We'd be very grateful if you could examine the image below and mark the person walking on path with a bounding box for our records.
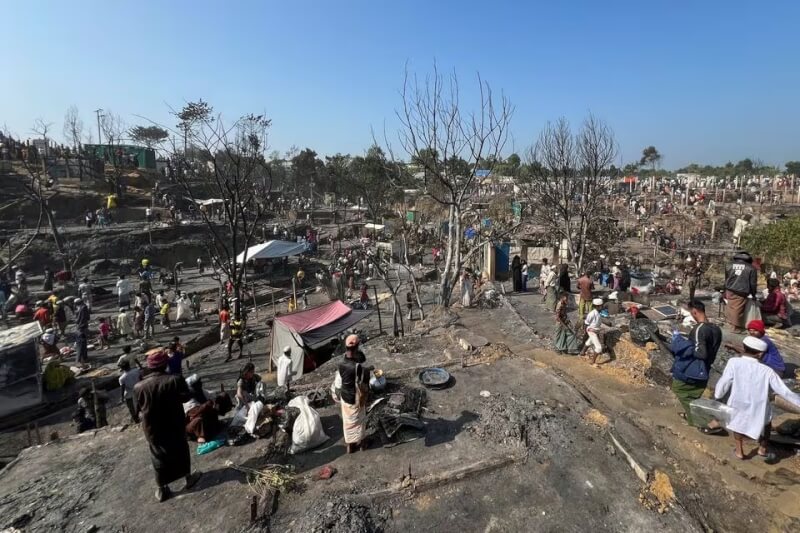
[143,301,157,339]
[715,336,800,463]
[75,298,90,364]
[724,251,757,333]
[116,275,132,310]
[219,305,230,345]
[135,349,202,502]
[670,300,724,434]
[580,298,606,366]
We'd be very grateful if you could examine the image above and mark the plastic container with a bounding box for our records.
[689,398,734,428]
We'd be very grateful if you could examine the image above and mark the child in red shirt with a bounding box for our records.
[98,318,111,350]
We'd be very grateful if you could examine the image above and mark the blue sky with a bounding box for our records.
[3,0,799,168]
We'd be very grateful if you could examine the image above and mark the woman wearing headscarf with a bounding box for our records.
[511,256,522,292]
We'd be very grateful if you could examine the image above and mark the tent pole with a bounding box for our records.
[373,286,383,334]
[292,278,297,312]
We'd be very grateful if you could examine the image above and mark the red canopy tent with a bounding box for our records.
[270,300,371,378]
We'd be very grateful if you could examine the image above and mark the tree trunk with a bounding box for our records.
[439,205,456,306]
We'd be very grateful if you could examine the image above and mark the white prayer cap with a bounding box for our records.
[743,336,768,352]
[592,298,604,306]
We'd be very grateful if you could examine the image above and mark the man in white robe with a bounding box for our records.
[715,336,800,463]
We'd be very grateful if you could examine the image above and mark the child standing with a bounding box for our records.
[133,306,144,338]
[98,318,111,350]
[160,300,171,330]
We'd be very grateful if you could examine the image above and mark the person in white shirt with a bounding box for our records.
[539,258,552,298]
[277,346,294,389]
[118,359,141,424]
[715,336,800,463]
[580,298,605,366]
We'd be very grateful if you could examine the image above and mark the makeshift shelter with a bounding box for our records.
[271,301,371,378]
[235,240,307,264]
[0,322,43,419]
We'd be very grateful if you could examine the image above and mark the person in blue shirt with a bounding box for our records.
[725,319,786,377]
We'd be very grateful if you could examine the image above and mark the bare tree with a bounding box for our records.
[160,100,272,312]
[100,111,128,194]
[392,64,513,307]
[31,118,54,157]
[63,106,84,151]
[520,114,617,272]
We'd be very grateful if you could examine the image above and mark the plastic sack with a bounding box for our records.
[230,405,248,427]
[745,298,762,323]
[689,398,734,428]
[244,401,264,435]
[287,395,329,454]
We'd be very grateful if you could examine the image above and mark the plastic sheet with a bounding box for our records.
[689,398,734,428]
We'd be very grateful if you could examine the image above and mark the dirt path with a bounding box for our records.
[459,293,800,531]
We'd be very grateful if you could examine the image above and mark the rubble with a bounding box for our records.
[279,500,389,533]
[466,393,569,454]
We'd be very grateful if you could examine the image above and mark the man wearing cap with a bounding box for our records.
[724,251,757,332]
[580,298,606,366]
[715,336,800,462]
[671,300,723,433]
[725,320,786,377]
[337,334,372,453]
[135,349,202,502]
[277,346,295,389]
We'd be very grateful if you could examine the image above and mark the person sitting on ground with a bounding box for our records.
[119,359,142,424]
[185,389,232,444]
[715,336,800,463]
[277,346,295,390]
[760,278,790,329]
[235,362,261,409]
[40,327,59,357]
[670,300,724,434]
[73,386,97,433]
[725,320,786,377]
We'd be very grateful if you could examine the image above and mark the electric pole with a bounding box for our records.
[94,108,104,146]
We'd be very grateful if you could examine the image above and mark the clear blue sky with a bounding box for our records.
[4,0,799,168]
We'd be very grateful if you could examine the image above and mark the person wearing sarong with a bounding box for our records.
[544,267,559,310]
[724,251,757,332]
[338,334,372,453]
[553,292,580,354]
[135,349,202,502]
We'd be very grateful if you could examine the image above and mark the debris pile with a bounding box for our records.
[466,393,568,453]
[639,469,676,514]
[283,500,388,533]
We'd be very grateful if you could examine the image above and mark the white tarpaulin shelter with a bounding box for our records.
[0,322,43,418]
[271,300,371,378]
[235,240,307,264]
